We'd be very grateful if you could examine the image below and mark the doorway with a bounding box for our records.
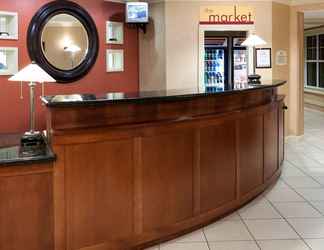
[198,24,255,92]
[304,10,324,113]
[204,31,247,91]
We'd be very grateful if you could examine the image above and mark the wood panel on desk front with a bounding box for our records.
[142,130,194,231]
[0,164,53,250]
[64,140,134,250]
[49,90,285,250]
[200,121,237,213]
[48,89,275,132]
[264,105,279,181]
[237,115,264,196]
[278,99,285,166]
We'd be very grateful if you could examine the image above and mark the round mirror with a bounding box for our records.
[27,1,99,83]
[41,14,89,71]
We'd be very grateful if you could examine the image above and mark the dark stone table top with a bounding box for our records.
[0,134,56,167]
[41,80,286,108]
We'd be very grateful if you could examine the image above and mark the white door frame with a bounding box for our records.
[198,24,255,91]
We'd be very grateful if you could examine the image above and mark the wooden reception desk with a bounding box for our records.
[42,81,286,250]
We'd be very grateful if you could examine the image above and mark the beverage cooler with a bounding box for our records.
[204,32,248,92]
[204,37,227,92]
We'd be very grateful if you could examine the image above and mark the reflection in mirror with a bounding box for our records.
[41,14,89,71]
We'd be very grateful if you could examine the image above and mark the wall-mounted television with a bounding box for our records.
[126,2,149,24]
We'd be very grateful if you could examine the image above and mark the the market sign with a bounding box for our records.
[200,6,255,25]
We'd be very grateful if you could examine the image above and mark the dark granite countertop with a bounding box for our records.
[41,80,286,108]
[0,134,56,167]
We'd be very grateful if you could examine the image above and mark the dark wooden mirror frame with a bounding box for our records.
[27,0,99,83]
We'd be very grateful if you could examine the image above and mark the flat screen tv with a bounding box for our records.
[126,2,149,24]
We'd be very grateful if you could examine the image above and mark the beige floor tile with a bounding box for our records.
[288,218,324,239]
[265,187,305,202]
[310,201,324,214]
[209,241,259,250]
[272,202,323,218]
[166,230,206,243]
[239,198,282,219]
[282,176,321,188]
[160,242,209,250]
[244,219,299,240]
[305,239,324,250]
[295,188,324,201]
[257,240,310,250]
[204,220,253,242]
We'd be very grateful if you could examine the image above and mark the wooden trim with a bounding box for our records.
[47,89,285,250]
[305,103,324,112]
[304,24,324,32]
[53,146,66,250]
[0,163,52,177]
[193,129,201,216]
[235,119,240,201]
[304,87,324,96]
[134,137,143,234]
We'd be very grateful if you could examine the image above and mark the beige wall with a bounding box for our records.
[304,27,324,109]
[139,2,166,91]
[289,3,324,136]
[139,1,324,137]
[140,1,275,91]
[164,1,274,90]
[272,2,290,135]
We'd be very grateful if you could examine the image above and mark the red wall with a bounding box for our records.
[0,0,139,134]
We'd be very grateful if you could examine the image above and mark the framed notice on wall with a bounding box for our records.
[256,48,272,69]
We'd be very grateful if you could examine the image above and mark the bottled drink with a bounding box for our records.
[219,50,223,59]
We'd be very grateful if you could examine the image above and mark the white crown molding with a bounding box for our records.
[104,0,324,6]
[290,0,324,6]
[146,0,290,3]
[104,0,126,3]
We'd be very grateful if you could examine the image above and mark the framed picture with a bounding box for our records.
[256,48,272,69]
[0,11,18,40]
[0,47,18,75]
[106,49,124,72]
[106,21,123,45]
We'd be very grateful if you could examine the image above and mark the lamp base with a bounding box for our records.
[248,74,262,84]
[21,131,44,147]
[20,131,46,157]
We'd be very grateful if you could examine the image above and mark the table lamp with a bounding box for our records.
[242,33,267,84]
[8,62,56,147]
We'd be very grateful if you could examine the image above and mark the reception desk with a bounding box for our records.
[41,80,286,250]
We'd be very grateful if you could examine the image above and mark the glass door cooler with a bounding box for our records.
[233,37,248,85]
[204,37,228,92]
[203,32,247,92]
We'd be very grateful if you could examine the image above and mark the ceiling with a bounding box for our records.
[304,10,324,29]
[104,0,324,29]
[105,0,324,4]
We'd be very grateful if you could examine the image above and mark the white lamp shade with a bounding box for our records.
[8,62,56,83]
[242,34,267,47]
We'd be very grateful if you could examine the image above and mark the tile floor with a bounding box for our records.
[146,108,324,250]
